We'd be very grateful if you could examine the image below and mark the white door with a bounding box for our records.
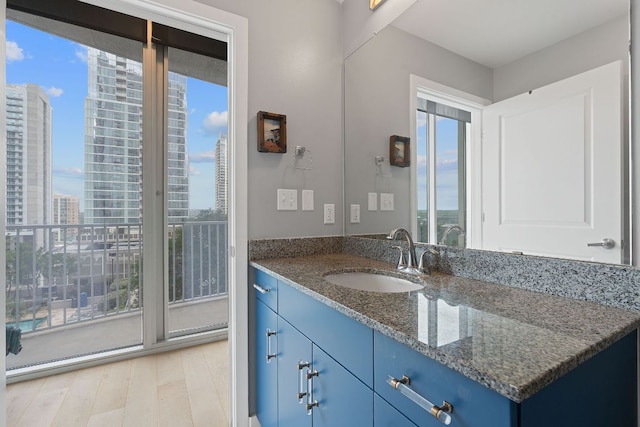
[482,61,622,263]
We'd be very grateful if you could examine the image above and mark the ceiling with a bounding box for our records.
[391,0,628,69]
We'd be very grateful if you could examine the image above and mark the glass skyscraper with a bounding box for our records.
[5,84,52,227]
[84,48,189,224]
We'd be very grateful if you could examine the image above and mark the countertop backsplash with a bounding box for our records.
[249,235,640,312]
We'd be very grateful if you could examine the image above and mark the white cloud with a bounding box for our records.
[75,46,88,63]
[190,166,201,176]
[190,150,216,163]
[53,167,84,178]
[6,41,24,63]
[203,111,228,134]
[45,86,64,97]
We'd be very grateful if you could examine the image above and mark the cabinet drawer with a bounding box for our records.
[279,280,373,388]
[253,268,278,311]
[374,331,516,427]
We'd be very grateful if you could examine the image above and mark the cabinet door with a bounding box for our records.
[311,344,373,427]
[374,394,417,427]
[278,317,313,427]
[256,300,278,427]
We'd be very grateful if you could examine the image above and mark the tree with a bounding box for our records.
[5,240,77,297]
[194,208,227,221]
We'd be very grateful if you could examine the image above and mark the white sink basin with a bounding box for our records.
[324,272,423,293]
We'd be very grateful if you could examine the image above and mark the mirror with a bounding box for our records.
[344,0,631,264]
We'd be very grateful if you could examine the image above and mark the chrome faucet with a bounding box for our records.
[387,228,430,275]
[439,224,465,246]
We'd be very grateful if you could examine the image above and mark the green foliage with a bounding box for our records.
[5,239,77,295]
[168,227,183,301]
[104,259,141,311]
[5,295,27,323]
[193,208,227,221]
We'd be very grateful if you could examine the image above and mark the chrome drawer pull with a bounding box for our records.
[387,375,453,425]
[297,361,310,402]
[265,329,276,362]
[253,283,270,294]
[306,370,319,415]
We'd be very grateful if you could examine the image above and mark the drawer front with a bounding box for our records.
[278,281,373,388]
[253,268,278,311]
[374,332,516,427]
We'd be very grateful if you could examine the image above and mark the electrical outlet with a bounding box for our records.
[324,204,335,224]
[277,189,297,210]
[350,204,360,223]
[302,190,314,211]
[368,192,378,211]
[380,193,394,211]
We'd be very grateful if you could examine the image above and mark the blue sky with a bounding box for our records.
[416,114,461,211]
[6,20,228,210]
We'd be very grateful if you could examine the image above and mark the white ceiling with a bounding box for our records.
[392,0,628,68]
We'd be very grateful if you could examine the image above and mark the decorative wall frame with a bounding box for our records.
[258,111,287,153]
[389,135,410,167]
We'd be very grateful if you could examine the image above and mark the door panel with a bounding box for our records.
[482,61,622,263]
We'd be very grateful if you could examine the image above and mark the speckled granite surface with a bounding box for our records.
[344,235,640,312]
[250,253,640,403]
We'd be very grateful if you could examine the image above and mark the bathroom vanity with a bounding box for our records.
[250,253,639,427]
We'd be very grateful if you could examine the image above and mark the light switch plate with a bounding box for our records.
[350,204,360,223]
[302,190,314,211]
[380,193,394,211]
[324,204,335,224]
[277,189,297,210]
[368,192,378,211]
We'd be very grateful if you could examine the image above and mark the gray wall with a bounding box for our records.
[493,15,629,102]
[344,25,493,235]
[198,0,344,239]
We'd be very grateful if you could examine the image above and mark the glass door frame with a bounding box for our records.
[1,0,248,424]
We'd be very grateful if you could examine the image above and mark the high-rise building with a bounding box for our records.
[53,193,80,242]
[5,84,52,227]
[83,48,189,224]
[214,134,228,215]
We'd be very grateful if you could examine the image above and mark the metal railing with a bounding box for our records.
[5,221,228,333]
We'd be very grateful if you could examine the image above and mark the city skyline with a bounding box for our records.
[6,19,228,212]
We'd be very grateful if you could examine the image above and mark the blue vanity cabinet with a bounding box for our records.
[255,299,279,427]
[374,331,517,427]
[375,330,638,427]
[252,268,374,426]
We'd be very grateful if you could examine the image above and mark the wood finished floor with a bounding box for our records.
[6,340,229,427]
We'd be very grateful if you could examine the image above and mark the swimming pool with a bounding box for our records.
[10,317,47,332]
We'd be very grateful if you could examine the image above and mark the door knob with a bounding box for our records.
[587,238,615,249]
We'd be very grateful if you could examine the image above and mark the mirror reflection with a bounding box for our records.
[344,0,630,264]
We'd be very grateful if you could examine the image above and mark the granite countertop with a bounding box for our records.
[250,253,640,403]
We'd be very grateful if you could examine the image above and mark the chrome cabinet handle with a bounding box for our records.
[265,329,276,362]
[387,375,453,425]
[253,283,270,294]
[587,238,615,249]
[306,369,319,414]
[297,361,310,402]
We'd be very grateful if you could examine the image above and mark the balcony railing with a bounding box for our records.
[5,221,228,334]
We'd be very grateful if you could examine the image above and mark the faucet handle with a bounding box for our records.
[391,246,407,269]
[418,250,436,274]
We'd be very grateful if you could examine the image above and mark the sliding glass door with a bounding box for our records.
[5,2,229,370]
